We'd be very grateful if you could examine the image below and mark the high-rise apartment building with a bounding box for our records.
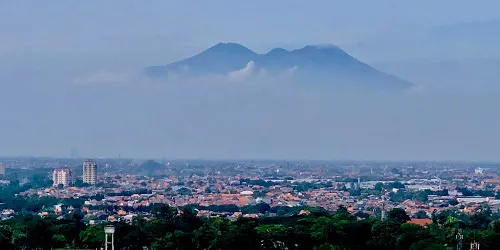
[52,168,72,187]
[0,163,5,175]
[83,160,97,185]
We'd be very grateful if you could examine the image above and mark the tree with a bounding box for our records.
[310,217,337,244]
[256,224,289,249]
[152,204,177,219]
[3,202,500,250]
[80,225,104,249]
[444,216,465,229]
[11,230,27,249]
[0,225,13,250]
[369,220,399,250]
[151,230,195,250]
[241,203,271,214]
[457,187,474,196]
[374,182,384,192]
[410,239,447,250]
[387,208,410,225]
[390,181,405,189]
[436,189,449,196]
[229,218,260,249]
[389,190,407,202]
[193,218,231,249]
[354,211,371,219]
[412,191,429,202]
[51,234,67,248]
[334,205,355,221]
[396,223,429,250]
[390,168,401,175]
[74,180,90,188]
[415,210,428,219]
[177,187,192,196]
[26,217,54,250]
[469,208,492,230]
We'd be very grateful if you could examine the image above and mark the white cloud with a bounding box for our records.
[227,61,255,82]
[284,66,298,76]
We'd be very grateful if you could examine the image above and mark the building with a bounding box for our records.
[52,168,72,187]
[83,160,97,185]
[0,163,5,176]
[475,168,484,175]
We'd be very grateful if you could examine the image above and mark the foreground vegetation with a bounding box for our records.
[0,205,499,250]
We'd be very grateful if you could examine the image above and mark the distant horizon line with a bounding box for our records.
[1,155,499,165]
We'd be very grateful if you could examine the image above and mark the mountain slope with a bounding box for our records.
[145,42,412,90]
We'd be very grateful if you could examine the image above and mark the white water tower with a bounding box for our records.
[104,226,115,250]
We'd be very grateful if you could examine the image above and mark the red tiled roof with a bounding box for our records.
[407,218,433,227]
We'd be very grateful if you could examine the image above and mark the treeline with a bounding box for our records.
[1,205,500,249]
[188,203,318,216]
[389,189,452,203]
[239,179,334,192]
[456,187,499,198]
[239,179,277,187]
[105,188,152,197]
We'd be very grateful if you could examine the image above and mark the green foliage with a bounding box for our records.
[177,187,192,195]
[409,239,448,250]
[374,182,384,191]
[369,220,400,249]
[0,225,14,249]
[239,178,275,187]
[1,205,500,249]
[415,210,428,219]
[390,181,405,189]
[80,225,104,249]
[388,189,430,203]
[241,203,271,214]
[387,208,410,225]
[193,204,240,213]
[293,181,332,192]
[397,223,430,250]
[252,190,267,198]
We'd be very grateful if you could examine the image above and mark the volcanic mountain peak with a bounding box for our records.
[144,42,413,90]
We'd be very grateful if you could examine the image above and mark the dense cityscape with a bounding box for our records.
[0,158,499,249]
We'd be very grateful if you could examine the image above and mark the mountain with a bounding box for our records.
[145,42,412,90]
[138,160,165,175]
[373,58,500,94]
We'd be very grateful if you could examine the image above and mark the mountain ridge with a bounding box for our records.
[145,42,412,90]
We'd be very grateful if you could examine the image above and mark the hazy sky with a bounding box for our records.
[1,1,500,161]
[2,0,500,62]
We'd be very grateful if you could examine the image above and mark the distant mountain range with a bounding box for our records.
[145,42,412,90]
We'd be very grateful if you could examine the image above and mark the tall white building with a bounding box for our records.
[53,168,72,187]
[0,163,5,176]
[83,160,97,185]
[475,167,484,175]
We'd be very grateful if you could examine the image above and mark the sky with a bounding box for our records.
[1,0,500,161]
